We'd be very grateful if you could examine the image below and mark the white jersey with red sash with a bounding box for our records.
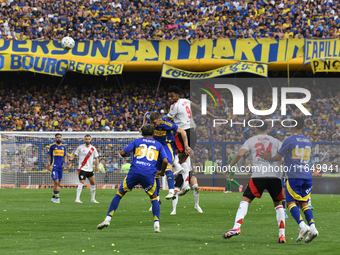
[74,144,99,173]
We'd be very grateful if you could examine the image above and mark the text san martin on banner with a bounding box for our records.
[162,62,268,79]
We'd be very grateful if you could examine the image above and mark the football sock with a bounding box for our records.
[155,175,160,196]
[275,205,285,236]
[90,185,96,200]
[107,192,122,217]
[302,205,315,228]
[151,199,160,222]
[232,180,240,187]
[54,191,59,199]
[227,180,231,191]
[76,183,83,200]
[52,191,56,199]
[172,188,180,210]
[192,185,199,206]
[233,201,249,228]
[288,203,304,225]
[165,168,175,190]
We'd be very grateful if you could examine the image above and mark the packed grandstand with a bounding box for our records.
[0,0,339,41]
[0,72,339,174]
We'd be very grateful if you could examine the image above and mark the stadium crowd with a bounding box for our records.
[0,0,340,41]
[0,72,339,173]
[0,73,340,141]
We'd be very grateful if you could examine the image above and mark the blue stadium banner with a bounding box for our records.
[111,39,304,63]
[304,38,340,65]
[0,40,111,61]
[0,54,68,77]
[68,60,123,76]
[162,62,268,79]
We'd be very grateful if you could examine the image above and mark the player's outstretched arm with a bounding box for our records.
[230,149,247,168]
[259,151,283,162]
[191,102,218,119]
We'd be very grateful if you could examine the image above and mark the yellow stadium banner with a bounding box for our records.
[68,60,123,76]
[162,62,268,79]
[1,54,68,76]
[0,40,111,61]
[304,38,340,64]
[311,59,340,73]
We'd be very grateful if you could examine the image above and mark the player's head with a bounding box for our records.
[168,86,180,104]
[55,133,62,144]
[292,117,304,132]
[226,146,231,154]
[254,121,268,134]
[149,112,161,127]
[141,124,155,137]
[84,134,91,145]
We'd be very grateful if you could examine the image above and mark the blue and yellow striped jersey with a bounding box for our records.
[278,134,312,179]
[124,138,167,176]
[47,143,66,169]
[145,113,178,145]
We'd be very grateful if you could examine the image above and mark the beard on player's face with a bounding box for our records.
[56,138,62,144]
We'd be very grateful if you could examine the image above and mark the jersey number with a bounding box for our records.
[137,144,156,161]
[186,106,191,119]
[255,142,273,157]
[292,145,311,164]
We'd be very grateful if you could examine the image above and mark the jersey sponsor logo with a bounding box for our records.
[53,149,65,156]
[154,129,167,137]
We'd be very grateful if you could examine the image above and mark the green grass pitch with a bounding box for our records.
[0,189,339,255]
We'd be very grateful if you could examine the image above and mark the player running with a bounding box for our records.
[224,146,243,193]
[167,86,216,195]
[47,133,67,204]
[144,111,191,200]
[68,134,102,203]
[97,124,168,233]
[260,117,319,243]
[223,122,286,243]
